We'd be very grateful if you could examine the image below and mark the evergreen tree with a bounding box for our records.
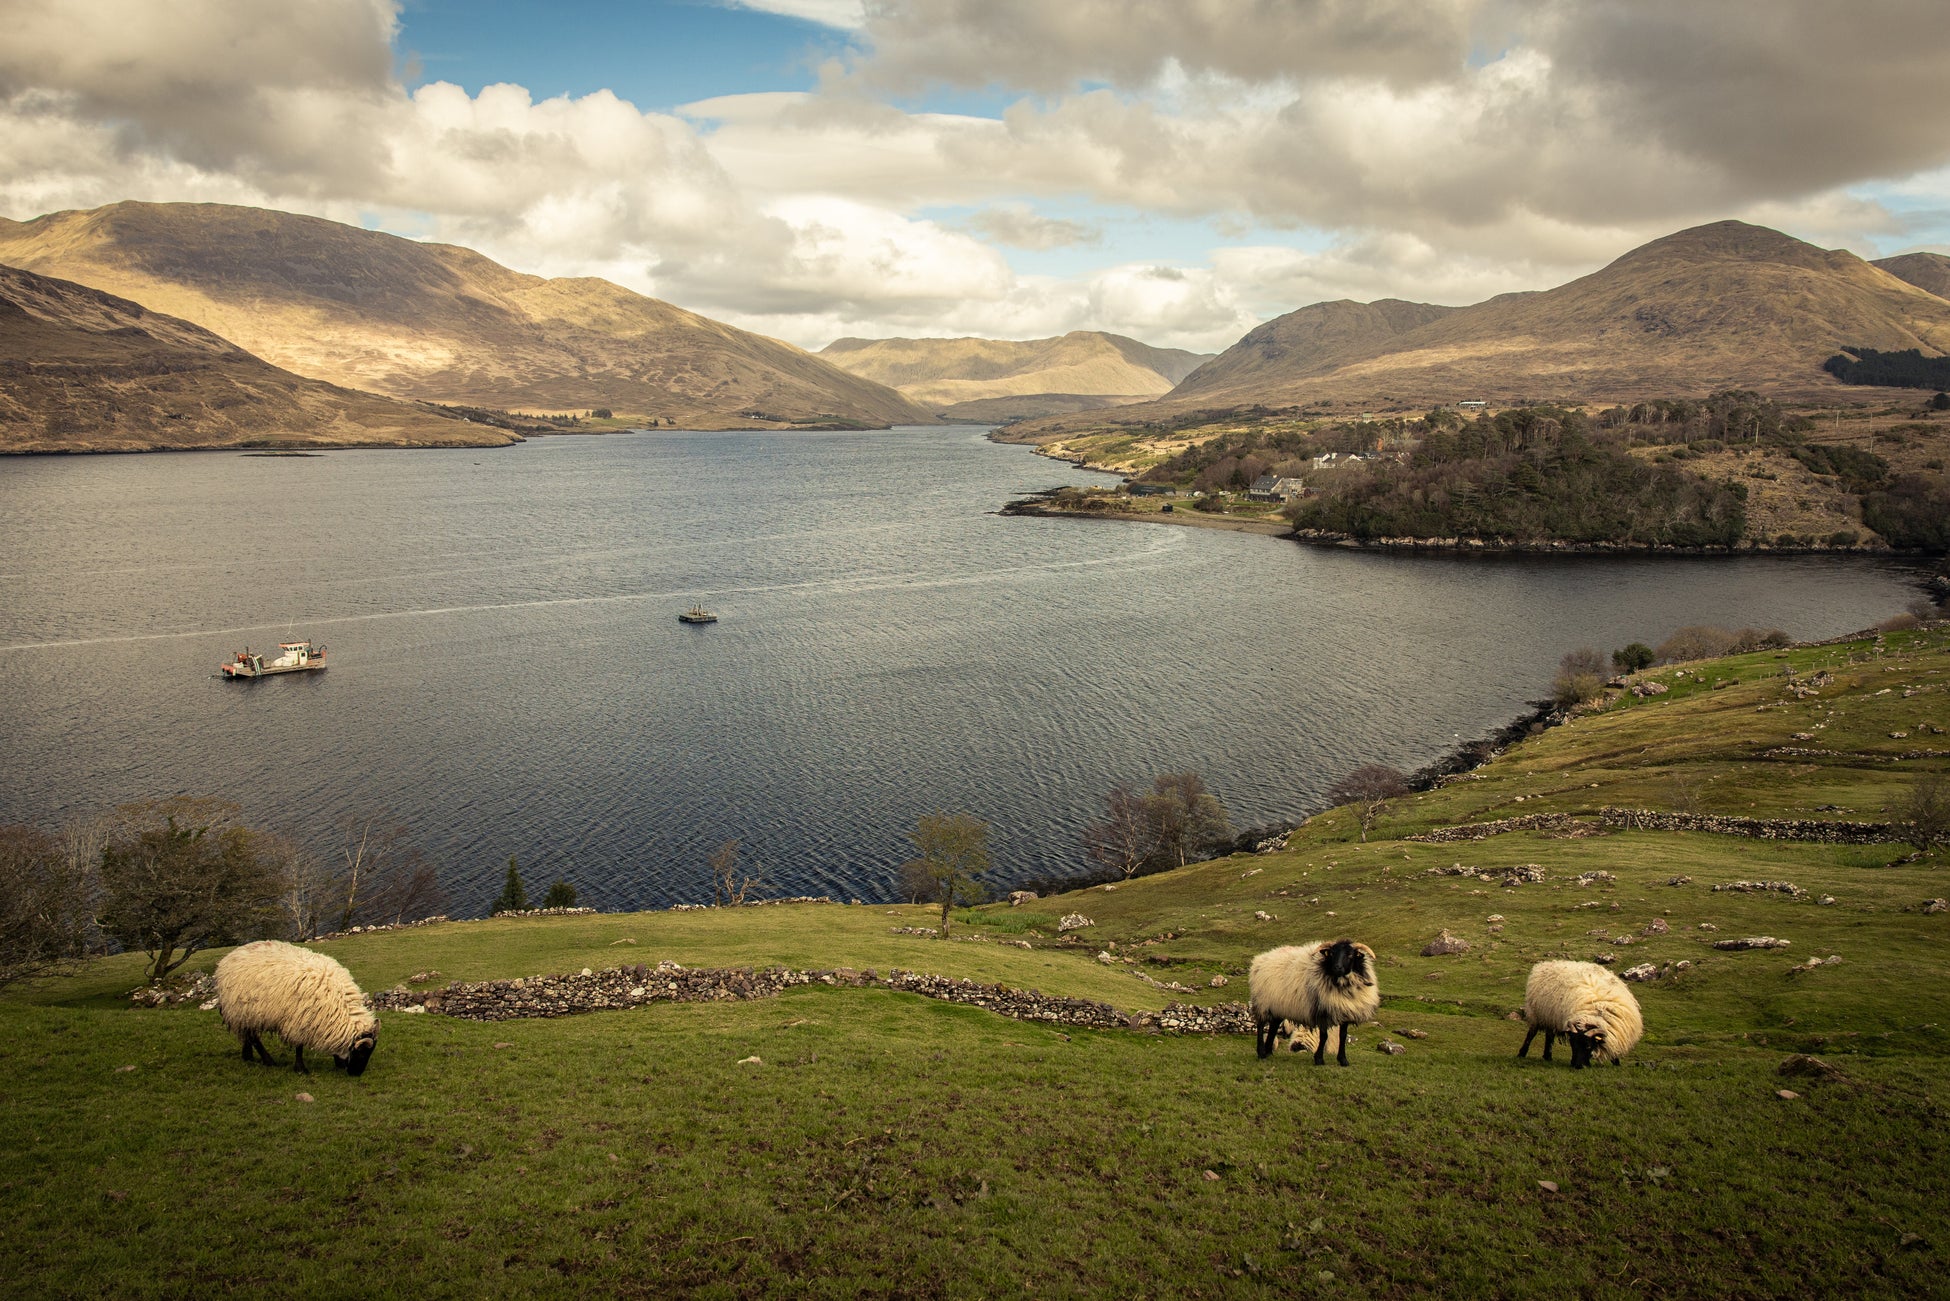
[542,878,577,909]
[492,856,527,914]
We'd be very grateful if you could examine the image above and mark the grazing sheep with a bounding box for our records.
[1250,939,1381,1066]
[1519,960,1643,1068]
[214,940,379,1075]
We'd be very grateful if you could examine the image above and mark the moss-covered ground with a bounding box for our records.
[4,629,1946,1298]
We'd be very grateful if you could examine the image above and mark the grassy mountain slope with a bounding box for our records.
[5,626,1946,1294]
[0,263,509,453]
[1875,251,1950,302]
[1166,297,1456,405]
[1013,222,1950,439]
[0,202,934,429]
[819,330,1211,417]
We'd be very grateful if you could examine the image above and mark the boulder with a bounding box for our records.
[1421,930,1471,956]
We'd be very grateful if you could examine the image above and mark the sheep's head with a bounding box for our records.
[1321,938,1371,986]
[339,1030,378,1077]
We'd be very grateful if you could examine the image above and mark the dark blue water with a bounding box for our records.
[0,427,1930,910]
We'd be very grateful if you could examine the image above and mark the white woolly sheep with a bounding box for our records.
[1519,960,1643,1068]
[1249,939,1381,1066]
[214,940,379,1075]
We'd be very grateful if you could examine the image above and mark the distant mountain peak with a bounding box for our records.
[0,200,933,429]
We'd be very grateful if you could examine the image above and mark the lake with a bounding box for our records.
[0,427,1930,912]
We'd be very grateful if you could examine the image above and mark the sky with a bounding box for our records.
[1,0,1947,353]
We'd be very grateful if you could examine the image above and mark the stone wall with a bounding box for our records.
[369,961,1258,1036]
[1408,808,1895,845]
[1597,807,1893,843]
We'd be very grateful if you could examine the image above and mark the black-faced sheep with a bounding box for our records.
[1518,960,1643,1068]
[1249,939,1381,1066]
[214,940,379,1075]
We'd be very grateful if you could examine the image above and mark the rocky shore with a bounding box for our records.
[1286,527,1899,556]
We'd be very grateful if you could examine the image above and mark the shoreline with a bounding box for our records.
[997,495,1936,558]
[997,497,1290,536]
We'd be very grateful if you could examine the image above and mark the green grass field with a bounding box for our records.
[4,629,1947,1297]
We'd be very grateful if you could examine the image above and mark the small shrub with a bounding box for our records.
[1896,774,1950,851]
[1612,643,1656,673]
[492,857,527,914]
[542,879,578,909]
[1552,647,1609,706]
[1829,529,1860,547]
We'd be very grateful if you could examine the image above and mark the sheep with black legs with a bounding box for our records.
[1250,939,1381,1066]
[214,940,379,1075]
[1518,960,1642,1068]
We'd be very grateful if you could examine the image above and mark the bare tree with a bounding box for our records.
[1083,783,1159,880]
[0,822,96,987]
[1553,646,1609,707]
[1326,765,1410,842]
[708,839,764,906]
[1897,773,1950,852]
[902,812,994,937]
[1146,773,1232,869]
[97,797,283,984]
[333,812,445,931]
[261,831,336,941]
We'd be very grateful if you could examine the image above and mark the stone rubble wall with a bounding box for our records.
[1596,807,1893,843]
[1409,808,1894,845]
[368,962,1258,1036]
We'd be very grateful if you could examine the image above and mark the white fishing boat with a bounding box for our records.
[221,640,327,678]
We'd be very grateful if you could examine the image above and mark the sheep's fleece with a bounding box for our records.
[1523,960,1643,1062]
[215,940,378,1060]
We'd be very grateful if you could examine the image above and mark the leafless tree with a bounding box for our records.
[902,812,994,937]
[1553,646,1609,706]
[1083,783,1159,880]
[1897,773,1950,852]
[709,839,763,906]
[1326,765,1410,842]
[332,812,445,932]
[1146,773,1232,869]
[261,831,336,940]
[0,822,96,987]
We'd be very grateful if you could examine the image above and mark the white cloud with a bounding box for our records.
[2,0,1947,358]
[719,0,866,30]
[965,202,1099,250]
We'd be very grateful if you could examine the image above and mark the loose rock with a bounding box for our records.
[1715,936,1791,951]
[1421,930,1472,956]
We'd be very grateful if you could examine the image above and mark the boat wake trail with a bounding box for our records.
[0,531,1182,654]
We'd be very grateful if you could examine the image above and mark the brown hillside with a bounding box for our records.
[1166,298,1456,405]
[1014,221,1950,437]
[0,263,511,454]
[1874,252,1950,302]
[819,330,1210,416]
[0,202,934,429]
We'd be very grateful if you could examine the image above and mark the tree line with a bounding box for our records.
[1287,406,1749,546]
[0,797,450,987]
[1823,347,1950,391]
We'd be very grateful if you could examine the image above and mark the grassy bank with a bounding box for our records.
[5,629,1947,1297]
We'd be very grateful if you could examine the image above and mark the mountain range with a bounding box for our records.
[0,263,505,453]
[5,204,1948,456]
[0,201,934,435]
[817,331,1210,420]
[1011,221,1950,438]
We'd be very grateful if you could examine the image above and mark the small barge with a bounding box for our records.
[221,640,327,679]
[678,605,718,624]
